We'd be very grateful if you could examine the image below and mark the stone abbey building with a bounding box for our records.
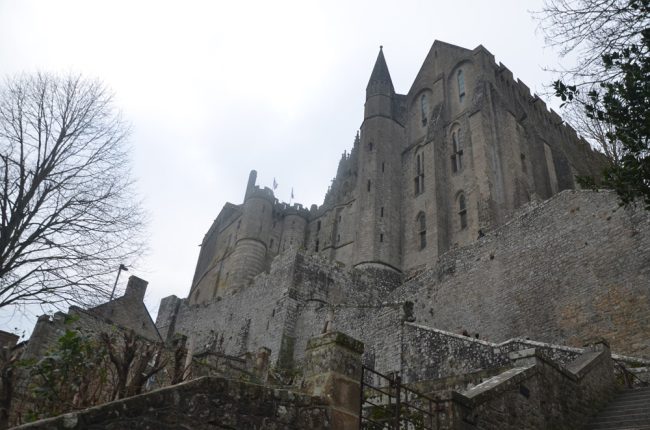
[8,40,650,430]
[156,40,647,378]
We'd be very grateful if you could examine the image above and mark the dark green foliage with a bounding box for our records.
[553,1,650,209]
[25,328,109,421]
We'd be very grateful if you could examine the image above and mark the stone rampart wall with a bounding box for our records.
[394,190,650,358]
[14,377,331,430]
[453,345,616,429]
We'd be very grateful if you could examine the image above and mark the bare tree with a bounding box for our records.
[561,92,623,165]
[100,330,167,400]
[535,0,649,87]
[0,73,146,310]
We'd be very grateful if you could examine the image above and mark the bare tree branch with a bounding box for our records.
[0,73,147,310]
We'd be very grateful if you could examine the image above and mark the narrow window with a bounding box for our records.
[417,212,426,250]
[368,142,373,151]
[338,215,341,222]
[382,162,385,173]
[414,153,425,195]
[237,219,241,229]
[457,69,466,103]
[315,239,319,252]
[337,234,340,243]
[520,153,527,173]
[316,220,321,231]
[380,207,384,217]
[270,238,274,249]
[367,180,371,192]
[420,93,428,126]
[380,233,384,242]
[459,193,468,229]
[451,131,464,173]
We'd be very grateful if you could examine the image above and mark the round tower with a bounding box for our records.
[353,47,405,273]
[280,205,308,252]
[229,171,274,290]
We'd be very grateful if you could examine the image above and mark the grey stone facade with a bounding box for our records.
[156,41,648,380]
[186,40,606,305]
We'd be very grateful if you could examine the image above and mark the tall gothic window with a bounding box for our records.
[458,193,468,230]
[414,153,425,195]
[417,212,426,249]
[451,130,463,173]
[420,93,428,126]
[457,69,465,103]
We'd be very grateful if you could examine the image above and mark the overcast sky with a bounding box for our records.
[0,0,569,336]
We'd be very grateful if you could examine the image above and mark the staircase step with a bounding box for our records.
[598,408,650,418]
[593,413,650,424]
[588,418,650,430]
[608,398,650,407]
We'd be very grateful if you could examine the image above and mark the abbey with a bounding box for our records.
[155,41,647,376]
[187,40,605,304]
[7,41,649,429]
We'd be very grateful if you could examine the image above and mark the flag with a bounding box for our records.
[273,178,278,190]
[291,188,294,199]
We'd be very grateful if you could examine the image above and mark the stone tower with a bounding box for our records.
[353,47,405,273]
[185,40,607,305]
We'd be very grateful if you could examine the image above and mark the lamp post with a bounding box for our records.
[109,264,128,301]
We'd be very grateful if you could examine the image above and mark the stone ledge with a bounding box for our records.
[306,331,364,354]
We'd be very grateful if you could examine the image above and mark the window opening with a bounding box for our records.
[380,233,384,242]
[459,193,468,229]
[458,69,466,103]
[315,240,319,252]
[417,212,426,250]
[420,93,429,126]
[317,220,321,231]
[414,153,425,195]
[451,131,464,173]
[380,207,384,217]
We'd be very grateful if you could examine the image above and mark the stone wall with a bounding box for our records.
[400,322,650,385]
[14,376,331,430]
[395,190,650,358]
[453,344,617,430]
[157,249,404,370]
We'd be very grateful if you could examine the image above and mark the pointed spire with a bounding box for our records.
[366,45,394,97]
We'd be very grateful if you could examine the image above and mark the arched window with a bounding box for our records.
[417,212,426,249]
[451,130,463,173]
[458,193,468,230]
[457,70,465,103]
[420,93,428,126]
[414,153,424,195]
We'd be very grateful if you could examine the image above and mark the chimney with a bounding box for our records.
[124,275,148,302]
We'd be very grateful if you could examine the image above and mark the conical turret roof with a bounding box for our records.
[366,46,394,94]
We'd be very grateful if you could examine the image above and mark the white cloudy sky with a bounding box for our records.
[0,0,569,336]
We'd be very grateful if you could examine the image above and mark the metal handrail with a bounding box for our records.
[616,361,649,388]
[360,365,440,429]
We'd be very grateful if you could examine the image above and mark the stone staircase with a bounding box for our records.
[586,387,650,429]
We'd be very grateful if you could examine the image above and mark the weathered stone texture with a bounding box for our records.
[396,190,650,358]
[454,344,617,430]
[14,377,331,430]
